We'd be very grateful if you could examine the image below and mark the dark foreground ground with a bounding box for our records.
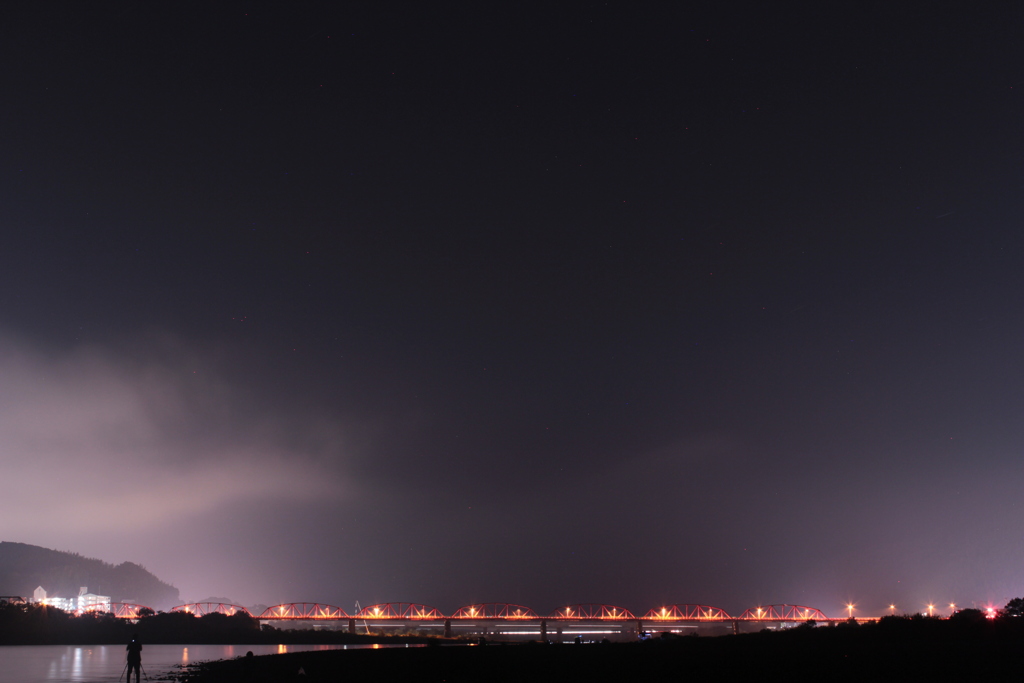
[173,617,1024,682]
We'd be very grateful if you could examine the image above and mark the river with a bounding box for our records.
[0,643,416,682]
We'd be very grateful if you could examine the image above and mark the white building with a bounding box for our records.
[77,587,111,613]
[33,585,111,614]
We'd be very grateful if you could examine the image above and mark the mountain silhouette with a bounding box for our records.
[0,542,179,610]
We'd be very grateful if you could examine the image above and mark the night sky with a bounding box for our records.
[2,2,1023,617]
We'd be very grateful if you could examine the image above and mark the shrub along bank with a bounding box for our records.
[0,601,445,645]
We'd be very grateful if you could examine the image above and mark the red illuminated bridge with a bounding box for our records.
[157,601,857,636]
[61,601,862,624]
[168,601,833,622]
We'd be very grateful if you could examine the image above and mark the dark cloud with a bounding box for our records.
[2,3,1023,618]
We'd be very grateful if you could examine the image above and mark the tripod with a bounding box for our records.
[121,660,146,683]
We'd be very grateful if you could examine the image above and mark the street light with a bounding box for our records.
[846,603,855,619]
[927,604,935,617]
[889,604,896,615]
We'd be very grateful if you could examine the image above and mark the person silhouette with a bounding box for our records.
[126,634,143,683]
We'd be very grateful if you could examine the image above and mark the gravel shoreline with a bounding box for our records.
[172,620,1024,682]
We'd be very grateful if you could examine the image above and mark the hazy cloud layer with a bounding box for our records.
[0,335,346,583]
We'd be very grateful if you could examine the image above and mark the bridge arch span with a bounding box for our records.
[451,603,539,619]
[549,604,636,620]
[643,604,731,620]
[355,603,444,620]
[81,603,154,619]
[739,604,827,620]
[259,603,349,620]
[171,603,252,617]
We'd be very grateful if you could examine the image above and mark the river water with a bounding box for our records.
[0,643,412,682]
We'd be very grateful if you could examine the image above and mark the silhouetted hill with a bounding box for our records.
[0,542,179,609]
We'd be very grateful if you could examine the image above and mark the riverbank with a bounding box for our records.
[0,643,362,683]
[175,616,1024,682]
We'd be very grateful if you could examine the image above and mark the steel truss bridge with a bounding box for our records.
[14,602,864,634]
[80,601,867,637]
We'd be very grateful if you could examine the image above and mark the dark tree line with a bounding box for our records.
[0,602,260,644]
[5,597,1024,647]
[1003,598,1024,618]
[0,601,442,645]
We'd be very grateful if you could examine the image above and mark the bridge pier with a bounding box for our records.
[636,619,643,638]
[732,620,739,636]
[540,619,547,641]
[444,619,451,638]
[348,619,355,635]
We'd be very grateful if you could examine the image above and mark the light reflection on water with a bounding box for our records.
[0,643,390,682]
